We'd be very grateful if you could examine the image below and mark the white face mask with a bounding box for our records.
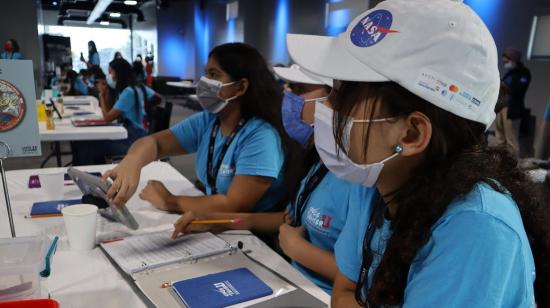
[503,62,515,70]
[106,74,116,89]
[313,102,402,187]
[196,76,238,113]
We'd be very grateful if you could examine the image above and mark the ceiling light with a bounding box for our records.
[110,12,121,17]
[52,1,58,5]
[100,21,110,25]
[124,0,138,5]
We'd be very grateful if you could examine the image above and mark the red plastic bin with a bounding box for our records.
[0,299,59,308]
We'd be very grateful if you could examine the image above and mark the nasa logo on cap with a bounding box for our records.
[350,9,398,48]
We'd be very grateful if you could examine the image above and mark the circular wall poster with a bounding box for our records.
[0,79,25,132]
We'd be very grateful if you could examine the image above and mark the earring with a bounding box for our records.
[395,144,404,154]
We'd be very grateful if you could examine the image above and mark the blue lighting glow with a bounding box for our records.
[194,3,210,73]
[227,18,236,43]
[326,8,350,36]
[160,35,192,77]
[273,0,289,64]
[464,0,500,30]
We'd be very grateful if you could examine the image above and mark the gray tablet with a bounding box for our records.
[67,167,139,230]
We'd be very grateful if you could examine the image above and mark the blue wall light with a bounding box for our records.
[227,19,236,42]
[273,0,289,64]
[194,3,210,75]
[326,8,351,36]
[160,35,192,77]
[464,0,500,31]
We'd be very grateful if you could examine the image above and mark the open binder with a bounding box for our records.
[100,231,327,307]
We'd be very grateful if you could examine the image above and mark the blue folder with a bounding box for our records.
[172,267,273,308]
[30,199,82,217]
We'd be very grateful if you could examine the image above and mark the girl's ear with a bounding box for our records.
[235,78,249,97]
[398,111,432,157]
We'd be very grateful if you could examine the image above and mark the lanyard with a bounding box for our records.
[291,163,329,227]
[206,118,246,194]
[355,200,386,306]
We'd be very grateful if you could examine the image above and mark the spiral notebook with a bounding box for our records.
[100,231,232,275]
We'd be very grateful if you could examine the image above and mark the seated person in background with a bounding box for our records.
[71,58,161,166]
[133,54,145,84]
[102,43,291,216]
[0,39,23,60]
[170,65,378,294]
[78,69,93,89]
[60,69,88,96]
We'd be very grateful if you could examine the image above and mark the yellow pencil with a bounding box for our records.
[190,218,242,224]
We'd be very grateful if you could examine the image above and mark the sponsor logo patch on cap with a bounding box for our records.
[350,10,398,48]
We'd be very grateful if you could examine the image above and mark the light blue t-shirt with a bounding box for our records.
[287,162,377,294]
[544,101,550,122]
[0,51,23,59]
[74,77,89,95]
[335,183,536,307]
[90,52,100,66]
[112,85,154,132]
[170,111,285,212]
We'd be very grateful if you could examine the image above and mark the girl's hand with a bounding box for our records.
[278,223,306,259]
[171,211,223,239]
[139,180,175,211]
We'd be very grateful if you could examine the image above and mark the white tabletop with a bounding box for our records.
[39,96,128,142]
[0,162,330,307]
[166,81,196,89]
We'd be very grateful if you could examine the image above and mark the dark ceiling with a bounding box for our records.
[41,0,157,28]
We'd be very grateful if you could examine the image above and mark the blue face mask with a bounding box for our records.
[282,91,325,146]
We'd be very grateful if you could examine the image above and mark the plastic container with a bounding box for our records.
[0,299,59,308]
[0,236,47,301]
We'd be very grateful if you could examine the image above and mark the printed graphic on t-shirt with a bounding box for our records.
[305,207,333,235]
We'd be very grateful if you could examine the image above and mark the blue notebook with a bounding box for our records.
[172,267,273,308]
[30,199,82,217]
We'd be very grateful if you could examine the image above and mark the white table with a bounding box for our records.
[166,81,196,89]
[0,162,330,307]
[38,96,128,167]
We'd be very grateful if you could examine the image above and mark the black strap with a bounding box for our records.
[355,199,386,306]
[291,163,329,227]
[130,86,142,119]
[206,118,247,194]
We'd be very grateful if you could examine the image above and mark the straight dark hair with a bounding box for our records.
[331,81,550,306]
[208,43,302,208]
[109,58,136,96]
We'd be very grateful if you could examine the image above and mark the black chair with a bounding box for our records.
[149,102,173,134]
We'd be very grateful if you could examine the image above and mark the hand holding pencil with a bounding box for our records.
[171,211,242,239]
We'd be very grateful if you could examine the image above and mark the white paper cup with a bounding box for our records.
[39,170,64,200]
[62,204,98,251]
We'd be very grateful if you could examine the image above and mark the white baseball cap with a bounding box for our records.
[287,0,500,128]
[273,64,333,87]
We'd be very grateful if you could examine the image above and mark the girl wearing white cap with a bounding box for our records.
[171,65,378,294]
[287,0,548,306]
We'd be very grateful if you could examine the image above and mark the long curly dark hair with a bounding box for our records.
[331,81,550,306]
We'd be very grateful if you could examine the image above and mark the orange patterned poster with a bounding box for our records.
[0,60,41,157]
[0,79,26,132]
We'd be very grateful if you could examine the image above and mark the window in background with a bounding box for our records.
[528,15,550,60]
[43,25,132,73]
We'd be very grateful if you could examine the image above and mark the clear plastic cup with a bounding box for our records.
[38,170,64,200]
[61,204,98,251]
